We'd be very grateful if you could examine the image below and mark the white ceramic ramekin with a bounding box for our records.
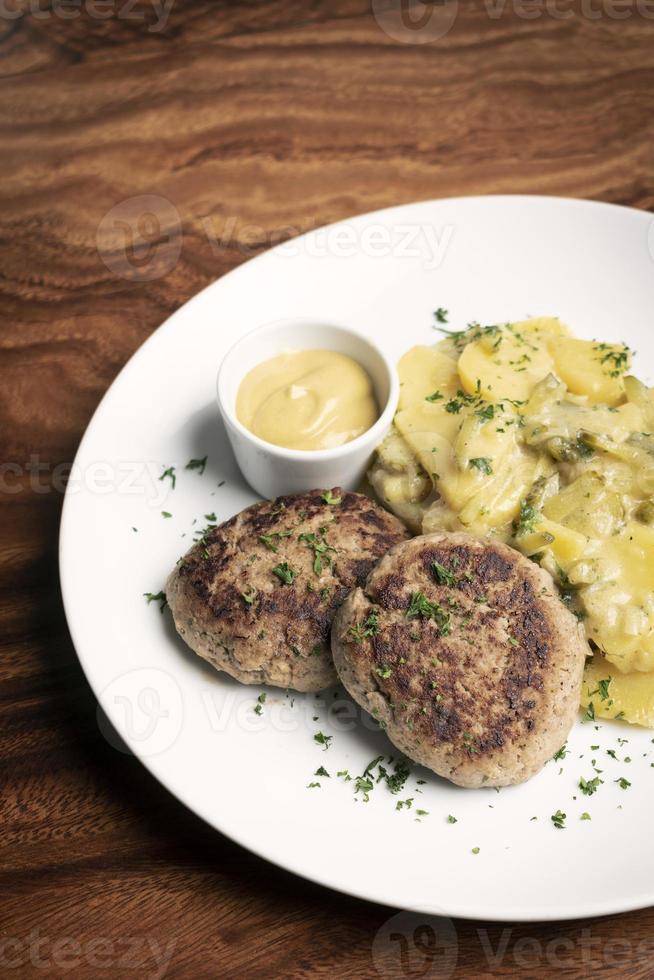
[216,318,399,499]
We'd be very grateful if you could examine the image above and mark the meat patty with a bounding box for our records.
[166,488,409,692]
[331,531,588,787]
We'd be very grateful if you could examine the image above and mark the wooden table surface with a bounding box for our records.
[2,2,654,977]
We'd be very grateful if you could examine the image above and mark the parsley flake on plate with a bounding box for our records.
[159,466,176,489]
[186,455,208,475]
[144,590,167,613]
[313,731,333,750]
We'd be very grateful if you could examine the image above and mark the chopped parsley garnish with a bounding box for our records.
[313,731,332,750]
[552,743,568,761]
[186,455,208,475]
[597,677,612,701]
[375,664,393,679]
[425,390,444,402]
[471,847,480,855]
[314,766,330,777]
[205,512,217,522]
[431,560,456,587]
[469,456,493,476]
[254,692,266,715]
[615,777,631,789]
[159,466,176,489]
[462,732,477,754]
[579,775,602,796]
[355,775,374,801]
[447,814,457,824]
[161,511,172,519]
[348,608,380,642]
[384,760,411,794]
[584,702,596,722]
[272,562,297,585]
[321,489,341,505]
[442,385,480,415]
[306,782,321,789]
[513,499,539,537]
[474,403,497,421]
[298,530,336,575]
[241,587,257,606]
[593,343,631,378]
[551,809,566,829]
[581,812,591,821]
[259,529,293,552]
[144,590,167,612]
[433,307,449,323]
[406,591,450,635]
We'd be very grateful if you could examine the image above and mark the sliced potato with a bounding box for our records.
[458,319,560,402]
[398,346,459,410]
[394,404,460,498]
[547,337,630,405]
[458,456,538,534]
[543,473,623,538]
[624,375,654,430]
[514,517,588,566]
[375,428,419,473]
[581,657,654,728]
[582,523,654,673]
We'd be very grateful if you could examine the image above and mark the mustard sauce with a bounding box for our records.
[236,349,378,451]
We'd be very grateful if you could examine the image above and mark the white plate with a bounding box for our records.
[60,196,654,922]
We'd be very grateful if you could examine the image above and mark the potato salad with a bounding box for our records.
[369,317,654,727]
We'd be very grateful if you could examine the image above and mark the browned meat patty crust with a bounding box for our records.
[331,531,588,787]
[166,488,409,692]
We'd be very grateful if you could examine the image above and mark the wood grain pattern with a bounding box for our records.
[2,3,654,977]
